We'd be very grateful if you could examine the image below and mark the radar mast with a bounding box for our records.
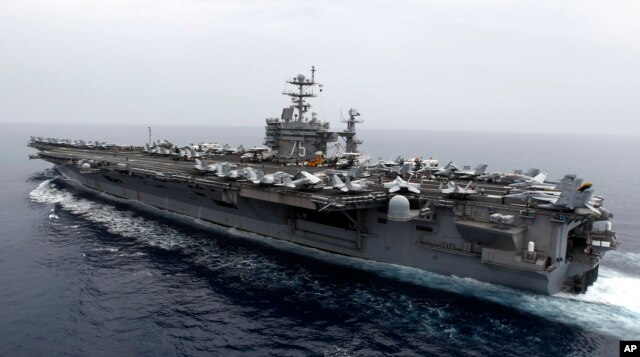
[341,108,363,153]
[282,66,318,122]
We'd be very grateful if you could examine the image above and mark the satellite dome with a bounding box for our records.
[297,73,306,82]
[387,195,411,221]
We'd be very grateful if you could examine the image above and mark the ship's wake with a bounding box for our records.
[29,179,640,339]
[26,168,59,183]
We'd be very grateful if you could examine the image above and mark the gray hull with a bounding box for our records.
[56,164,567,295]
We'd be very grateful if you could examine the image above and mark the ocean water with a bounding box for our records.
[1,123,638,356]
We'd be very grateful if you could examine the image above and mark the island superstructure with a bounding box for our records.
[264,66,362,163]
[27,67,618,295]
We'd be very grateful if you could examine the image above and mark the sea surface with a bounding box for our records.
[1,123,639,356]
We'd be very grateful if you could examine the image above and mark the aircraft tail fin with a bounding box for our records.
[554,174,582,209]
[531,172,548,183]
[332,175,344,187]
[474,164,488,175]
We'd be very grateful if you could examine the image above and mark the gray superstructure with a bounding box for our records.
[264,67,362,163]
[27,68,619,295]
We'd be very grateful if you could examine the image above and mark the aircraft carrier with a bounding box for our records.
[27,68,618,295]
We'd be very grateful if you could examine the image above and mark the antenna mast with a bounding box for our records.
[342,108,364,153]
[283,66,318,122]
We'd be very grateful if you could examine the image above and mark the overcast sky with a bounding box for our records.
[1,0,638,134]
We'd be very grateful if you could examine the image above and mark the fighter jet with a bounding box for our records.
[424,161,461,178]
[498,168,542,184]
[193,159,217,173]
[228,168,249,180]
[220,144,240,155]
[171,147,190,160]
[282,171,324,190]
[241,146,274,162]
[504,190,560,202]
[534,176,599,213]
[333,152,371,169]
[368,159,400,169]
[326,175,374,193]
[242,167,260,182]
[252,170,293,185]
[477,172,502,182]
[368,162,398,173]
[189,148,207,159]
[323,166,371,180]
[507,172,549,189]
[451,164,488,180]
[152,146,172,156]
[439,181,477,198]
[383,176,421,194]
[196,142,221,152]
[505,175,599,212]
[212,162,236,178]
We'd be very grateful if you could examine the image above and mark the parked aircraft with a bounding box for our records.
[326,175,373,193]
[508,172,549,189]
[282,171,323,190]
[439,181,477,198]
[452,164,488,180]
[383,176,421,194]
[333,152,371,169]
[193,159,217,173]
[252,170,293,185]
[241,147,274,162]
[423,161,460,177]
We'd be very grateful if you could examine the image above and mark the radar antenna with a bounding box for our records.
[282,66,319,122]
[340,108,364,153]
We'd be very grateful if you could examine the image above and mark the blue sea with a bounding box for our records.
[1,123,638,356]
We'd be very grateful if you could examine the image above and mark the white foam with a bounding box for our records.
[30,180,192,251]
[605,250,640,270]
[558,267,640,314]
[29,179,640,339]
